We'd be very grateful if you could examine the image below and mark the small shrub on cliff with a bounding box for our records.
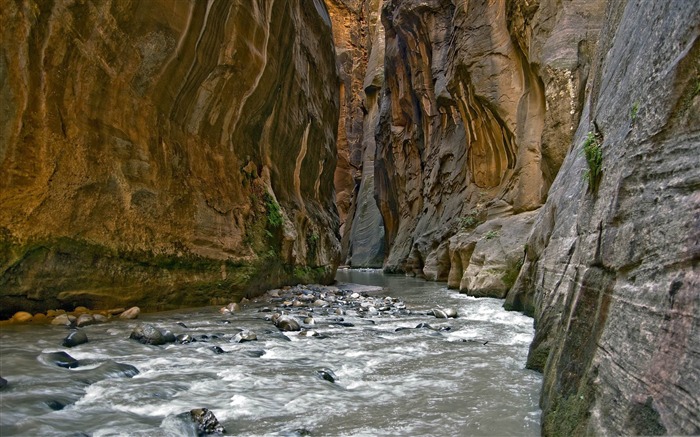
[631,101,639,120]
[484,230,499,240]
[458,209,484,229]
[582,131,603,192]
[264,194,283,228]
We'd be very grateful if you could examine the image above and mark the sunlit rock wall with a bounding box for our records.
[374,0,604,300]
[0,0,340,318]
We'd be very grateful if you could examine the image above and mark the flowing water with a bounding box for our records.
[0,270,542,436]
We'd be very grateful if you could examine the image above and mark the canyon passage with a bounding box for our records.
[1,0,699,436]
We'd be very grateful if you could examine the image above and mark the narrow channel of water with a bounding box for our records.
[0,270,541,436]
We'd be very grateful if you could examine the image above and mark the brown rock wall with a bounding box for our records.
[0,0,340,318]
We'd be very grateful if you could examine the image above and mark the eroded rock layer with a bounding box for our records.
[329,0,386,267]
[506,1,700,434]
[373,0,604,294]
[0,0,340,318]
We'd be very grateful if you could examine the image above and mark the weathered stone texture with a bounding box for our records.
[506,1,700,434]
[329,0,386,267]
[0,0,340,318]
[372,0,604,287]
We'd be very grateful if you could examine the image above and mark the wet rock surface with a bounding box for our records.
[63,331,89,348]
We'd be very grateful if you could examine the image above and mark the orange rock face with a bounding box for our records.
[0,0,340,318]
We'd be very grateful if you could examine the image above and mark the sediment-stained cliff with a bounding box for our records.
[328,0,386,267]
[506,1,700,434]
[0,0,340,318]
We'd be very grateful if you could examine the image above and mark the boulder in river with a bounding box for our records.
[44,351,79,368]
[0,376,7,389]
[316,368,337,383]
[129,324,175,346]
[63,331,88,348]
[76,314,95,327]
[178,408,226,435]
[275,315,301,332]
[232,330,257,343]
[119,307,141,319]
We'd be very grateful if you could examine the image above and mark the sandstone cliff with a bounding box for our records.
[340,0,699,434]
[505,1,700,434]
[329,0,386,267]
[0,0,340,318]
[370,0,603,299]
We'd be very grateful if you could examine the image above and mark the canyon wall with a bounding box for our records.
[0,0,340,318]
[329,0,386,267]
[373,0,604,299]
[506,1,700,434]
[342,0,699,434]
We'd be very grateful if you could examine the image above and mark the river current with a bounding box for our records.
[0,270,541,436]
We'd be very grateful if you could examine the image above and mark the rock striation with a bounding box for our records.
[367,0,604,294]
[338,0,699,434]
[0,0,340,319]
[328,0,387,267]
[505,1,700,434]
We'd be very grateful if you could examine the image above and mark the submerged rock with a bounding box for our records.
[45,400,66,411]
[44,351,79,369]
[316,368,337,383]
[0,376,7,389]
[432,308,458,319]
[210,346,225,355]
[62,331,88,348]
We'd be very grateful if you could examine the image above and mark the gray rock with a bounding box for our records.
[176,334,195,344]
[75,314,95,327]
[232,330,257,343]
[130,324,174,346]
[62,330,88,348]
[275,315,301,332]
[316,368,337,383]
[179,408,225,435]
[44,351,79,368]
[51,314,73,326]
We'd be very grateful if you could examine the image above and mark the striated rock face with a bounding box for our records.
[505,1,700,435]
[0,0,340,318]
[328,0,386,267]
[374,0,605,283]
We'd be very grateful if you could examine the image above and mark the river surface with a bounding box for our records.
[0,270,542,436]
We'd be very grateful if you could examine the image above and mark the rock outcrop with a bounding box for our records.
[0,0,340,318]
[505,1,700,435]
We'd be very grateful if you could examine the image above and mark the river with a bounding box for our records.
[0,270,541,436]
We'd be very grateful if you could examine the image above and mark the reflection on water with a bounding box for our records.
[0,271,541,436]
